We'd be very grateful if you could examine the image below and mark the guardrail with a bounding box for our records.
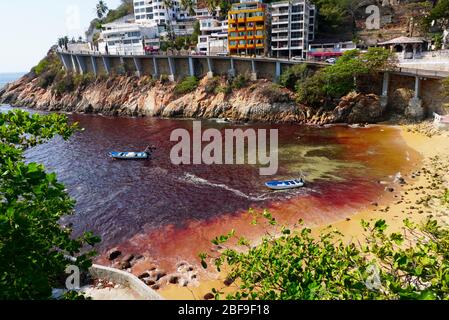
[393,67,449,79]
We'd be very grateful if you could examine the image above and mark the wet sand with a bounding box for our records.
[159,123,449,300]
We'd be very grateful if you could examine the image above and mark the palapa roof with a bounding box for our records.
[378,36,426,45]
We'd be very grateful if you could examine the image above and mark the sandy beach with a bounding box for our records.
[158,122,449,300]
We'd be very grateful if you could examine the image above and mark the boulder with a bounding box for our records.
[107,248,122,261]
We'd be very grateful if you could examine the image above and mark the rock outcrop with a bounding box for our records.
[0,74,387,124]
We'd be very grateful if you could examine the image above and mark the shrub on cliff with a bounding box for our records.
[0,110,100,299]
[205,77,220,94]
[175,76,199,94]
[296,48,395,108]
[53,73,75,95]
[231,74,249,90]
[258,84,292,103]
[280,64,314,91]
[201,210,449,300]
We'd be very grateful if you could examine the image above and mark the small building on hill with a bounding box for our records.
[378,36,427,59]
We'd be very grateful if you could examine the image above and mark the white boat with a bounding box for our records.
[265,179,305,190]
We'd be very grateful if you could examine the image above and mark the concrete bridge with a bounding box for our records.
[57,50,449,120]
[57,49,328,83]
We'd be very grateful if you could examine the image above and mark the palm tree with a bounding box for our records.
[180,0,196,16]
[206,0,220,17]
[96,0,109,19]
[163,0,176,42]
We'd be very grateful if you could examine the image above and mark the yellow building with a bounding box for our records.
[228,1,268,56]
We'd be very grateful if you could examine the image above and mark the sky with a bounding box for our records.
[0,0,122,73]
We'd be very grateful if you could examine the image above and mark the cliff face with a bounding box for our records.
[0,74,386,125]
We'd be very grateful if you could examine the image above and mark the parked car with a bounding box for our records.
[291,56,304,61]
[325,58,337,64]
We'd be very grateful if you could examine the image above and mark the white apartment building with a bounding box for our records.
[270,0,316,59]
[99,21,159,55]
[197,18,228,55]
[133,0,197,27]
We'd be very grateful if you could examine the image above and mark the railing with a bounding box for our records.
[393,67,449,78]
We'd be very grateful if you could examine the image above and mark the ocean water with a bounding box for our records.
[0,72,25,89]
[0,106,419,272]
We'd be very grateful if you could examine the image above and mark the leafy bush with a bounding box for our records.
[38,71,57,89]
[296,48,395,108]
[53,74,75,95]
[33,51,65,89]
[205,77,220,94]
[201,210,449,300]
[231,74,249,90]
[280,64,313,90]
[73,73,95,88]
[34,59,50,76]
[216,84,232,95]
[0,110,100,299]
[175,76,199,94]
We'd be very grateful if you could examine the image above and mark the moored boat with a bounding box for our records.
[265,179,305,190]
[109,151,150,160]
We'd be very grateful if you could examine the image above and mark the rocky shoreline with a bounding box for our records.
[0,73,388,125]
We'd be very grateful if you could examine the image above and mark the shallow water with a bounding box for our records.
[1,105,418,270]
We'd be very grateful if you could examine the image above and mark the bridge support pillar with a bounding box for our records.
[75,55,87,75]
[207,58,214,78]
[152,56,159,78]
[250,60,257,81]
[59,54,70,71]
[168,57,175,82]
[275,61,281,82]
[71,55,78,74]
[229,58,236,77]
[380,72,390,108]
[406,76,425,120]
[133,57,143,77]
[102,56,111,75]
[90,56,98,76]
[188,57,195,77]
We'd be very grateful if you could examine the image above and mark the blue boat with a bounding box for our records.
[265,179,305,190]
[109,151,150,160]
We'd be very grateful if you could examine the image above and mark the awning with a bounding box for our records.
[308,52,343,57]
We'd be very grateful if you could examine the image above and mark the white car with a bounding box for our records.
[291,56,304,61]
[325,58,337,64]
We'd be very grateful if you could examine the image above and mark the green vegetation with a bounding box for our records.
[52,73,95,96]
[216,84,232,95]
[296,47,394,107]
[258,84,292,103]
[279,64,314,91]
[231,74,249,90]
[32,52,65,89]
[0,110,100,299]
[175,76,199,94]
[201,210,449,300]
[443,78,449,97]
[424,0,449,30]
[205,77,220,94]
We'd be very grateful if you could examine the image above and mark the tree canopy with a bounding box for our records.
[0,110,100,300]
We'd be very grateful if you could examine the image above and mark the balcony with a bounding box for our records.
[271,37,289,42]
[272,19,289,25]
[272,28,289,33]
